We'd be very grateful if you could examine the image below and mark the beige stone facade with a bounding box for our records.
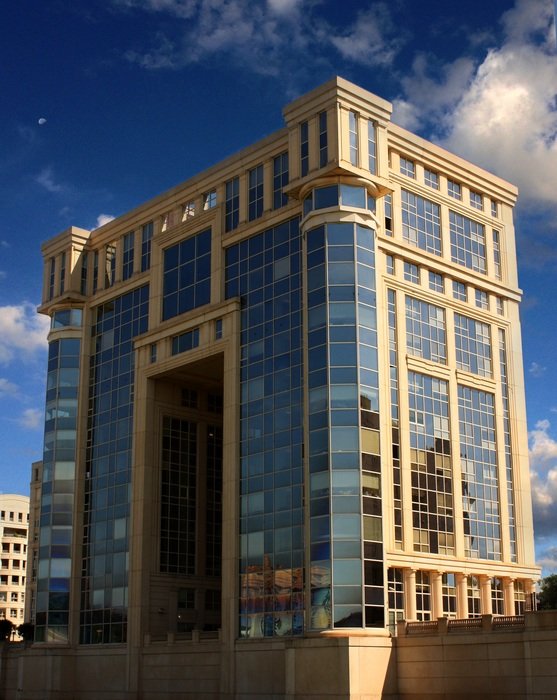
[0,494,29,629]
[16,77,541,697]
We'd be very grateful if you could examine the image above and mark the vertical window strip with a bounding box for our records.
[300,121,309,176]
[48,257,55,300]
[248,164,264,221]
[388,290,402,546]
[273,152,289,209]
[141,222,153,272]
[458,385,501,561]
[349,111,358,166]
[384,194,392,236]
[408,372,454,556]
[105,244,116,287]
[225,177,240,232]
[59,252,66,295]
[499,329,517,561]
[368,120,376,174]
[492,229,502,279]
[80,251,88,296]
[319,111,328,167]
[92,251,99,293]
[122,231,134,281]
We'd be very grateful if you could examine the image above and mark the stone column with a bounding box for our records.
[403,568,417,621]
[456,572,468,618]
[480,575,492,615]
[503,577,516,615]
[431,571,444,619]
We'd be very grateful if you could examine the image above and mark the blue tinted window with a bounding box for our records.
[162,229,211,320]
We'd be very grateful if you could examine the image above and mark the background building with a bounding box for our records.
[0,494,29,629]
[21,77,540,696]
[23,461,42,625]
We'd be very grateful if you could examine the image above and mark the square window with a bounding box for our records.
[424,168,439,189]
[400,157,415,178]
[404,262,419,284]
[470,190,483,210]
[428,271,444,293]
[447,179,461,200]
[203,190,217,210]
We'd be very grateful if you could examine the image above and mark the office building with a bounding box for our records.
[0,494,29,628]
[31,77,539,696]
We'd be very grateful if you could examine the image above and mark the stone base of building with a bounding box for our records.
[3,613,557,699]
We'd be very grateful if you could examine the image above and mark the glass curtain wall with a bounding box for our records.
[306,215,383,630]
[80,286,149,643]
[36,320,82,642]
[225,218,304,639]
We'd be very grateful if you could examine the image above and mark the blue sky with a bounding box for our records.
[1,0,556,570]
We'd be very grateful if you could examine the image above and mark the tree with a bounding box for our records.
[538,574,557,610]
[16,623,34,642]
[0,619,14,641]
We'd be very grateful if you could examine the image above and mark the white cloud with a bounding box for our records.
[529,419,557,537]
[18,408,43,430]
[121,0,402,78]
[0,378,19,397]
[0,303,50,365]
[529,361,548,378]
[392,0,557,211]
[0,240,8,248]
[95,214,116,228]
[329,5,403,67]
[36,167,65,194]
[0,271,6,280]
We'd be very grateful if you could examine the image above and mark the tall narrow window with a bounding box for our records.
[80,251,88,295]
[92,251,99,293]
[141,222,153,272]
[273,152,289,209]
[105,244,116,287]
[368,120,377,174]
[318,111,328,167]
[384,194,392,236]
[349,111,358,166]
[300,121,309,176]
[492,229,502,279]
[122,231,134,281]
[248,164,264,221]
[48,257,55,300]
[59,252,66,295]
[225,177,239,232]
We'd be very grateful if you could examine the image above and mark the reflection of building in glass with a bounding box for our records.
[31,77,539,694]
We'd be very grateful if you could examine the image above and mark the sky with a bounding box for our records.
[1,0,556,571]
